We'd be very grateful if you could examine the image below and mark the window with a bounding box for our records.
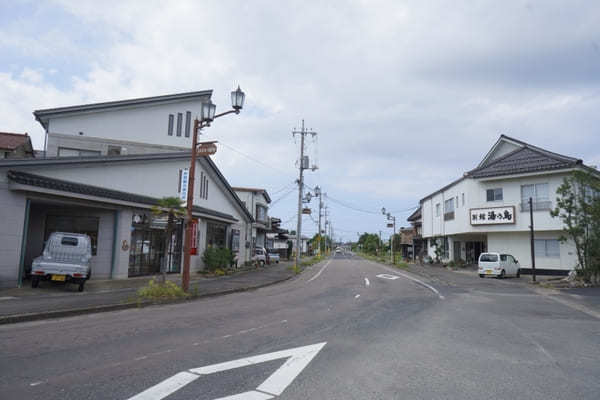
[521,183,550,211]
[176,113,183,137]
[444,198,454,220]
[534,239,560,258]
[256,205,268,223]
[462,193,465,206]
[107,145,121,156]
[57,147,101,157]
[455,196,459,208]
[168,114,174,136]
[206,221,227,248]
[486,188,503,201]
[435,203,440,217]
[230,229,240,252]
[185,111,191,138]
[198,172,209,200]
[480,254,498,262]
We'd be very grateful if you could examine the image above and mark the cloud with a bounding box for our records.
[2,0,600,240]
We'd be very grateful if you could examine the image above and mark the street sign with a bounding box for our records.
[197,141,218,156]
[126,342,326,400]
[179,168,189,202]
[387,223,393,228]
[302,208,311,215]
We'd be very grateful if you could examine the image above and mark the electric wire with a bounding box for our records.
[218,141,294,178]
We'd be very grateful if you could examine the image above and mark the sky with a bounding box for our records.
[2,0,600,242]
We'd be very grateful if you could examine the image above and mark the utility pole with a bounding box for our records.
[529,197,536,282]
[315,186,323,256]
[292,120,317,268]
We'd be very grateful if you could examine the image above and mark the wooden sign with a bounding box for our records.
[197,141,218,156]
[302,208,312,215]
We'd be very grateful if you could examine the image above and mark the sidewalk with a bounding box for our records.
[0,260,299,324]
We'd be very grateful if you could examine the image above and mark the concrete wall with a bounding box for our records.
[46,98,207,151]
[0,173,26,288]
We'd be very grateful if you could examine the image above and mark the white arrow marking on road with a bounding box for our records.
[376,273,400,280]
[126,342,326,400]
[364,278,370,286]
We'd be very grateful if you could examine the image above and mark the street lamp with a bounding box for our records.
[381,207,396,264]
[182,86,246,292]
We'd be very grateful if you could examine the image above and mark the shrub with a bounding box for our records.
[137,279,189,301]
[202,247,234,272]
[448,260,456,268]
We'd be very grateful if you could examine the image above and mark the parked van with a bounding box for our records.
[478,252,521,278]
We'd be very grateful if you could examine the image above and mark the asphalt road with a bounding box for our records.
[1,252,599,399]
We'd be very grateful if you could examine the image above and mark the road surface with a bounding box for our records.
[1,252,599,399]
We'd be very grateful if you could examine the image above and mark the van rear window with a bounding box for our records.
[480,254,498,262]
[61,237,79,246]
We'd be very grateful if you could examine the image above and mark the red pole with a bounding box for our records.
[182,118,199,292]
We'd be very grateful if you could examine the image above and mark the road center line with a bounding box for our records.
[364,278,370,286]
[307,259,332,282]
[355,294,360,299]
[371,262,444,300]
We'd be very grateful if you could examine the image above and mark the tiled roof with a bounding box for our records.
[7,170,238,222]
[407,207,421,222]
[469,147,581,178]
[0,132,31,150]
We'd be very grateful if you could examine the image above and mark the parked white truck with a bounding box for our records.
[31,232,92,292]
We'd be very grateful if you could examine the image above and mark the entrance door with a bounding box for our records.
[454,241,461,262]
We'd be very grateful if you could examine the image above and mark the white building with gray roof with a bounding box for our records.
[418,135,597,275]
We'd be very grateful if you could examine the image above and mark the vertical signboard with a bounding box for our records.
[190,218,198,255]
[179,168,189,202]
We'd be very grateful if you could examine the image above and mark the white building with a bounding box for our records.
[232,187,271,249]
[0,91,254,288]
[419,135,597,275]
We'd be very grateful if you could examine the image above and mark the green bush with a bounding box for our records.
[448,260,456,268]
[202,247,234,272]
[137,279,189,301]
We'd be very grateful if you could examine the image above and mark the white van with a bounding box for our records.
[478,252,521,278]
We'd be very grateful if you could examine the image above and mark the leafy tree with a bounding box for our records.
[357,232,380,255]
[551,171,600,283]
[151,197,185,283]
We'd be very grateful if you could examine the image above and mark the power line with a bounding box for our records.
[270,187,297,206]
[219,141,294,178]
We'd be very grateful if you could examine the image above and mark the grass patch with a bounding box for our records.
[357,252,410,270]
[136,279,190,302]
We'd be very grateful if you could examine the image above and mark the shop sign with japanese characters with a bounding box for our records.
[470,206,515,225]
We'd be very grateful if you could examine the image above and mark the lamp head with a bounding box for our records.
[231,85,245,112]
[201,100,216,123]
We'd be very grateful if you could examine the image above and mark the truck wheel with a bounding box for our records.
[31,276,40,288]
[516,269,521,278]
[498,270,505,279]
[78,281,85,292]
[479,274,485,278]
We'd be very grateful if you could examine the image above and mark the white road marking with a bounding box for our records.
[373,265,444,299]
[376,274,400,280]
[214,391,273,400]
[0,296,17,301]
[355,294,360,299]
[129,343,326,400]
[29,381,44,386]
[126,371,199,400]
[364,278,370,286]
[307,259,332,282]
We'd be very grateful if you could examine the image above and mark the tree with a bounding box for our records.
[151,197,186,283]
[357,232,380,255]
[551,171,600,283]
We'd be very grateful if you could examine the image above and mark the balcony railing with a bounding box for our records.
[520,200,552,212]
[444,211,455,221]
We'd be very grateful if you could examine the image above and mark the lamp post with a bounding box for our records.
[381,207,396,264]
[182,86,245,292]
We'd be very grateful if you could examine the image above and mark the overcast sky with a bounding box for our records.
[2,0,600,241]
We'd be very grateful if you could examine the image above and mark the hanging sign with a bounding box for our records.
[302,208,312,215]
[470,206,516,225]
[179,168,189,202]
[197,141,218,156]
[387,223,394,228]
[190,218,198,255]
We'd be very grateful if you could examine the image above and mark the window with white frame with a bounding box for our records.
[534,239,560,258]
[444,198,454,220]
[486,188,503,202]
[521,183,550,211]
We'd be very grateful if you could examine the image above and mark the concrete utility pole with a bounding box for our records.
[315,186,323,256]
[529,197,536,282]
[292,120,317,268]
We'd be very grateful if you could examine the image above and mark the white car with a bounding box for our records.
[478,252,521,278]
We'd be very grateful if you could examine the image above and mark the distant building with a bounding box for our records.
[417,135,598,275]
[0,132,35,159]
[232,187,271,249]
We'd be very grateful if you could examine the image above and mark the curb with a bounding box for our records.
[0,274,295,325]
